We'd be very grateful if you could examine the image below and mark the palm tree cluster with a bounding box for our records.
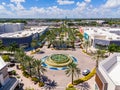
[45,22,83,49]
[0,41,18,54]
[14,49,46,82]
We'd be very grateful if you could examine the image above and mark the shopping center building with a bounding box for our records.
[0,23,48,48]
[0,23,24,34]
[95,53,120,90]
[81,27,120,48]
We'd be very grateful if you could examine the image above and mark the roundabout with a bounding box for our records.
[41,54,78,70]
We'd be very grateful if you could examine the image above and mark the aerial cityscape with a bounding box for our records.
[0,0,120,90]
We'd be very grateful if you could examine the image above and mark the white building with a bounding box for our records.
[0,57,19,90]
[95,53,120,90]
[0,26,48,48]
[0,23,24,34]
[82,27,120,48]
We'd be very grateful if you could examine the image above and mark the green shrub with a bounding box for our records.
[16,76,20,79]
[31,77,39,83]
[20,66,26,71]
[73,68,96,85]
[68,84,74,88]
[38,82,44,87]
[2,55,10,62]
[22,71,30,78]
[11,70,16,75]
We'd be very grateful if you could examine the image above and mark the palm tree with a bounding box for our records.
[0,40,5,55]
[15,49,25,63]
[83,40,90,53]
[31,40,38,51]
[8,42,18,54]
[65,63,80,84]
[93,49,106,68]
[24,55,34,77]
[33,59,47,82]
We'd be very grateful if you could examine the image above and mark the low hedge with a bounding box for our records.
[66,87,76,90]
[73,68,96,85]
[39,82,44,87]
[31,77,39,83]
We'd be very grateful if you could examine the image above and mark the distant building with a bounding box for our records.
[0,23,24,34]
[95,53,120,90]
[0,57,18,90]
[81,27,120,48]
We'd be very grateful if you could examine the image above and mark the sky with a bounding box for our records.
[0,0,120,18]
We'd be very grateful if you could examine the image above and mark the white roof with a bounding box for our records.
[99,54,120,86]
[108,56,120,85]
[0,26,48,38]
[83,27,120,40]
[0,56,6,70]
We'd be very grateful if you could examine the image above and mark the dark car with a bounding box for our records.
[82,69,90,76]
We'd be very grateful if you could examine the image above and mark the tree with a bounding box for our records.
[15,48,26,63]
[33,59,46,82]
[2,55,10,62]
[65,63,80,84]
[31,40,38,50]
[8,42,18,53]
[108,44,118,56]
[93,49,106,68]
[83,40,90,53]
[24,55,33,77]
[0,40,4,52]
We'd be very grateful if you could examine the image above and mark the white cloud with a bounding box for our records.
[76,2,86,7]
[84,0,91,3]
[57,0,74,5]
[10,0,25,3]
[103,0,120,8]
[8,0,25,11]
[2,2,6,6]
[0,5,5,10]
[0,0,120,18]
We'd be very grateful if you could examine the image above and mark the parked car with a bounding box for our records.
[82,69,90,76]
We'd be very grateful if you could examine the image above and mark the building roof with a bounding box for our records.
[0,77,19,90]
[108,56,120,85]
[0,56,6,70]
[0,26,48,38]
[99,53,120,85]
[83,27,120,40]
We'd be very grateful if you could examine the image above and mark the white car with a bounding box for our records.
[82,69,90,76]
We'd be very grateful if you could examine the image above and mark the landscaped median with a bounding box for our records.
[73,68,96,85]
[66,68,96,90]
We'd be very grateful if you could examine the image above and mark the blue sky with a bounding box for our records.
[0,0,120,18]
